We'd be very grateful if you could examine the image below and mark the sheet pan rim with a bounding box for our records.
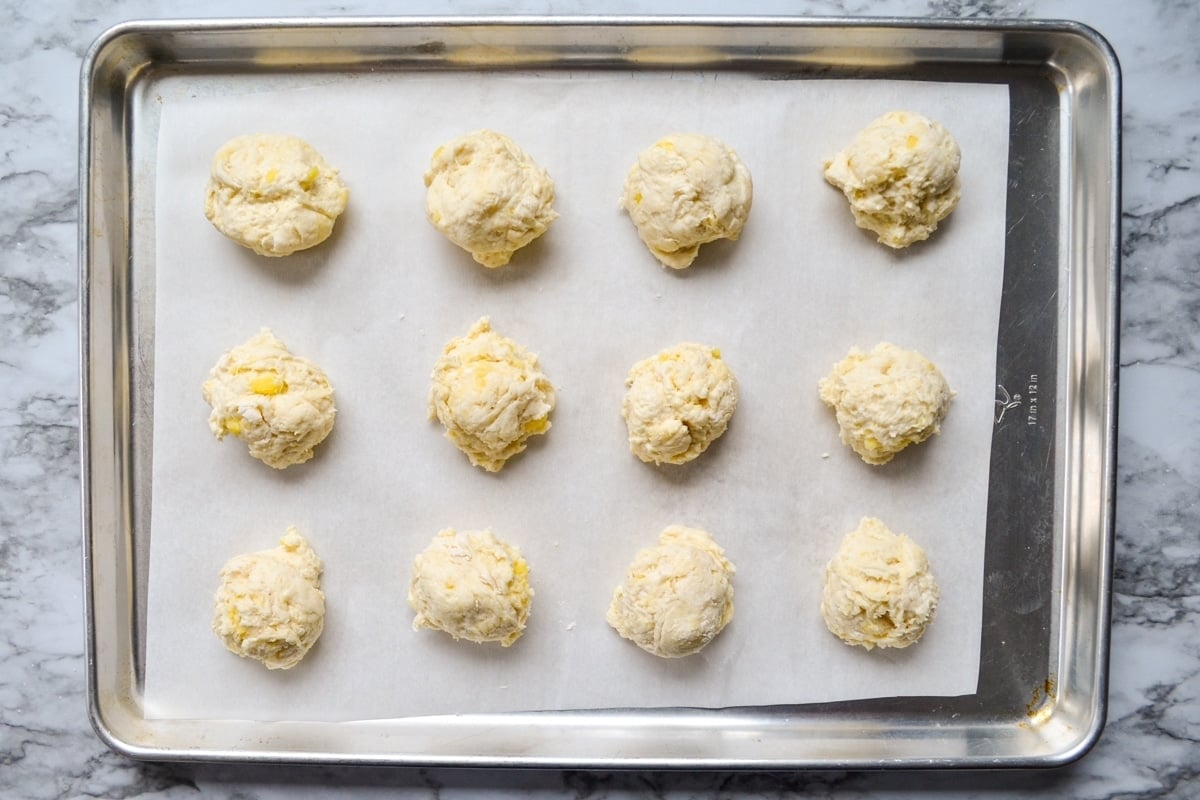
[78,14,1119,769]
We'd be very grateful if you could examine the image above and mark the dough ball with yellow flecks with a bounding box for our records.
[424,129,558,267]
[620,133,753,269]
[202,328,336,469]
[621,342,738,465]
[408,528,533,646]
[204,134,349,256]
[212,528,325,669]
[606,525,735,658]
[823,111,961,248]
[818,341,953,466]
[821,517,939,650]
[428,317,556,472]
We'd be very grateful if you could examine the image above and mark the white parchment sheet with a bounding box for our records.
[143,71,1009,721]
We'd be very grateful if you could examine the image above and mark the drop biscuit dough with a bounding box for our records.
[212,528,326,670]
[204,134,349,257]
[622,343,738,466]
[620,133,753,269]
[818,341,952,466]
[202,328,336,469]
[428,317,556,472]
[823,111,961,248]
[424,129,557,267]
[606,525,735,658]
[408,528,533,646]
[821,517,939,650]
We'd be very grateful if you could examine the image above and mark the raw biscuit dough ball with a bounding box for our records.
[202,328,336,469]
[606,525,735,658]
[622,343,738,465]
[212,528,326,670]
[204,133,349,257]
[823,111,961,248]
[423,129,558,267]
[408,528,533,646]
[620,133,753,269]
[821,517,939,650]
[818,342,952,466]
[428,317,556,472]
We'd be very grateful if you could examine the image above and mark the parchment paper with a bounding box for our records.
[143,71,1009,721]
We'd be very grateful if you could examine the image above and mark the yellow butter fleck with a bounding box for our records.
[265,168,279,182]
[906,134,919,149]
[522,418,548,434]
[300,166,319,189]
[223,417,244,436]
[250,375,288,395]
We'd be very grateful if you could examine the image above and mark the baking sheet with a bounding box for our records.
[142,72,1008,722]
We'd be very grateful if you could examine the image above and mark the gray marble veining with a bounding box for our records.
[2,0,1197,797]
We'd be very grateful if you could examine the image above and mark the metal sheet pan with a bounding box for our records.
[79,16,1120,768]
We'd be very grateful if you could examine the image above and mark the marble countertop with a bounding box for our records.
[2,0,1196,797]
